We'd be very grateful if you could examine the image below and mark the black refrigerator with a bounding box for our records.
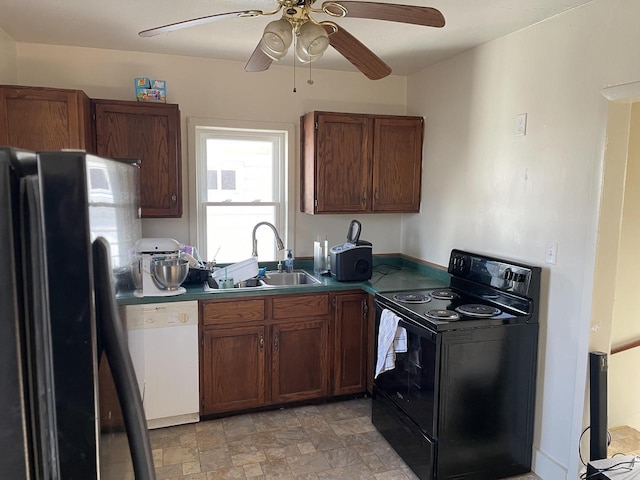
[0,147,155,479]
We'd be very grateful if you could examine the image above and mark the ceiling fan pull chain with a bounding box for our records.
[293,36,297,93]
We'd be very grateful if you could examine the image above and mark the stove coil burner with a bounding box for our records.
[393,292,431,304]
[455,304,502,318]
[424,309,461,321]
[430,289,459,300]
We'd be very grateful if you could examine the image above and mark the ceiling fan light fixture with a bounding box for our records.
[297,21,330,57]
[295,40,322,64]
[259,39,288,60]
[260,19,293,58]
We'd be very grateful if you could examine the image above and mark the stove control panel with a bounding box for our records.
[449,250,535,296]
[450,253,470,274]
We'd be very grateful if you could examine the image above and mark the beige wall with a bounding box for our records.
[406,0,640,478]
[612,102,640,346]
[608,102,640,430]
[16,43,408,259]
[0,27,17,83]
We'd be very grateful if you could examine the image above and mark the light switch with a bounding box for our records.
[516,113,527,136]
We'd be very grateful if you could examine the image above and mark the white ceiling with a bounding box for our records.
[0,0,594,76]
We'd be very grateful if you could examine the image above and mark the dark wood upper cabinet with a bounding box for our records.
[372,116,423,213]
[92,99,182,218]
[301,111,423,214]
[0,85,93,151]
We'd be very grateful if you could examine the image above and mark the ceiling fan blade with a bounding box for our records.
[325,26,391,80]
[139,10,262,37]
[245,42,273,72]
[326,1,445,28]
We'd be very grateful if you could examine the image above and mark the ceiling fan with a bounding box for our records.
[139,0,445,80]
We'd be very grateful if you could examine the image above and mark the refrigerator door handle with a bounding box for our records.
[92,237,156,480]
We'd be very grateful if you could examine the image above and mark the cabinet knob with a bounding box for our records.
[171,192,177,206]
[362,189,367,205]
[259,335,264,352]
[274,333,279,351]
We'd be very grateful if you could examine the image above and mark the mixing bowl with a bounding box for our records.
[151,258,189,290]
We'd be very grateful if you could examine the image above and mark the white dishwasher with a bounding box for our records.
[120,300,199,429]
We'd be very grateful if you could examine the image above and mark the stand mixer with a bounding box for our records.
[132,238,188,298]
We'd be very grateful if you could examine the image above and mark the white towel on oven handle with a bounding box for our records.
[375,309,407,378]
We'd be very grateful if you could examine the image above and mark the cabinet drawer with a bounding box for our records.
[201,299,265,325]
[272,294,330,319]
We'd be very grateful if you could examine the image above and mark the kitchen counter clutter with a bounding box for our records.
[116,258,449,305]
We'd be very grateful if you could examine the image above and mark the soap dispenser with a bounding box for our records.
[284,249,294,273]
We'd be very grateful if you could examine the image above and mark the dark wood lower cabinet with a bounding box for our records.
[201,325,265,414]
[333,292,369,395]
[272,319,328,404]
[200,291,367,416]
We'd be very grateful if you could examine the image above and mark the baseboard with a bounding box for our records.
[147,412,199,430]
[533,448,569,480]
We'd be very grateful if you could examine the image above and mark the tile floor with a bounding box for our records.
[143,398,540,480]
[608,426,640,457]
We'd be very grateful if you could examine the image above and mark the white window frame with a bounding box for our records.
[187,117,295,262]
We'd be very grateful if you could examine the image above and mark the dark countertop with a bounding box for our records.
[116,258,450,306]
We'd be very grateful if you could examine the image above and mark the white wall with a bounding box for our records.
[0,27,17,83]
[406,0,640,478]
[15,43,408,258]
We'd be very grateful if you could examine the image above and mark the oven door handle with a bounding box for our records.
[375,301,438,343]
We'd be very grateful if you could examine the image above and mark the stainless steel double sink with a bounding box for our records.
[235,270,321,289]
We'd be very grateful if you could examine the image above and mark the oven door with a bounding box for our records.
[373,301,440,438]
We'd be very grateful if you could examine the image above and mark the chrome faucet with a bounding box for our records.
[251,222,285,258]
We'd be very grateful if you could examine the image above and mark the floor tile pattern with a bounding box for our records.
[608,426,640,457]
[143,398,539,480]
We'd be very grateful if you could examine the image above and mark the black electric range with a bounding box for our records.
[372,249,542,480]
[377,248,540,331]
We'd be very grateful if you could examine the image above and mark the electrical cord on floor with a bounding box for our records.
[579,426,633,479]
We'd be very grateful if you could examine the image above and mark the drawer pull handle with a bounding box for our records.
[259,335,264,352]
[274,333,279,351]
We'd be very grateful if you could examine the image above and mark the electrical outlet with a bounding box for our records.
[516,113,527,136]
[545,241,558,264]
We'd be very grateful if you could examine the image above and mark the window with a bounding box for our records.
[190,120,293,264]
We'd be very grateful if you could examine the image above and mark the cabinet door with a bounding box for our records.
[0,85,92,151]
[201,326,266,414]
[311,112,372,214]
[93,100,182,218]
[333,293,368,395]
[372,116,423,212]
[271,319,328,404]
